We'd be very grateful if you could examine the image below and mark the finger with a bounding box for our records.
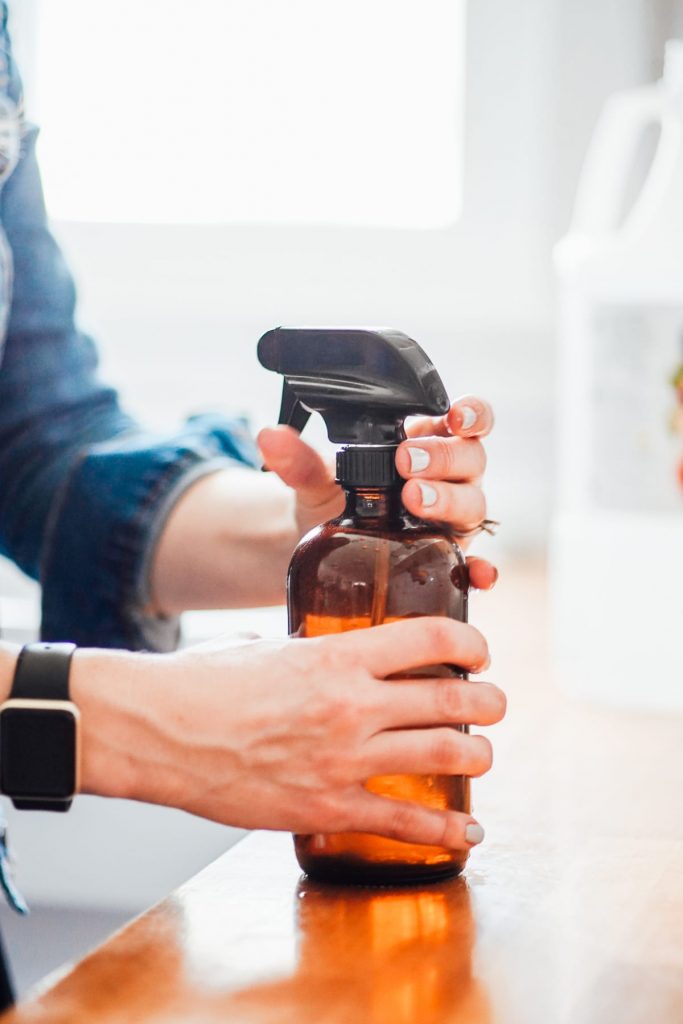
[327,617,489,678]
[405,413,452,439]
[363,728,493,778]
[467,557,498,591]
[373,679,505,729]
[258,426,338,509]
[345,791,485,850]
[447,397,494,438]
[395,436,486,483]
[401,480,486,531]
[405,396,494,441]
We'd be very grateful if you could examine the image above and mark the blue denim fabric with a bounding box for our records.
[0,5,259,649]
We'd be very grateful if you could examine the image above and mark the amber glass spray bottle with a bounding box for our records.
[258,327,470,885]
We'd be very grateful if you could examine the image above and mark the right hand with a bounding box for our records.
[73,619,505,849]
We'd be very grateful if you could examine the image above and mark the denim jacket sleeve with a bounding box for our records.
[0,8,259,650]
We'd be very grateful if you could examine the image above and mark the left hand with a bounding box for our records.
[258,395,496,591]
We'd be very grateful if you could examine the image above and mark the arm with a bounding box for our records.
[0,618,505,847]
[0,15,260,648]
[0,118,260,646]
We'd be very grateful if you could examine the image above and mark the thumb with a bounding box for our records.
[258,426,339,508]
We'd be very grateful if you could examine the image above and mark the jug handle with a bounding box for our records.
[572,85,665,237]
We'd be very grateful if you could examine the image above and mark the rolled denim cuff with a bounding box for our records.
[40,415,259,651]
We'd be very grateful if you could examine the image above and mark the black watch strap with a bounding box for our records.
[10,643,75,702]
[8,643,77,811]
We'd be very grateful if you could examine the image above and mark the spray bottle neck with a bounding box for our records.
[342,482,404,523]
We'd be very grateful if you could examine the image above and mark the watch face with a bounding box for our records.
[1,706,77,799]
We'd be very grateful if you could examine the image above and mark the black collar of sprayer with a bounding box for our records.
[336,445,400,488]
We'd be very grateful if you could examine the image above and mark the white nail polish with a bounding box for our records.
[460,406,477,431]
[418,482,438,507]
[465,822,485,845]
[407,446,430,473]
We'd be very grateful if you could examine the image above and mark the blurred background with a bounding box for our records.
[2,0,682,995]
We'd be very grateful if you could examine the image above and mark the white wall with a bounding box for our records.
[0,0,670,935]
[49,0,667,554]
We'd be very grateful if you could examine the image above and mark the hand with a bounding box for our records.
[73,618,505,848]
[398,396,494,548]
[258,395,496,590]
[148,397,495,613]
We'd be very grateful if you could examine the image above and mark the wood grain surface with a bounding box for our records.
[3,565,683,1023]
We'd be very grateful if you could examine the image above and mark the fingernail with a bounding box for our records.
[460,406,477,431]
[418,481,438,507]
[465,822,485,845]
[407,446,430,473]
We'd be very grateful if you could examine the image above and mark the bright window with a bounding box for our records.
[31,0,465,227]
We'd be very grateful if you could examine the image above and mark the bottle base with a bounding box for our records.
[298,855,464,888]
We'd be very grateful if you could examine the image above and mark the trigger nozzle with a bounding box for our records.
[278,380,311,433]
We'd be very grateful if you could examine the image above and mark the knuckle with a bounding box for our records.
[321,687,346,718]
[301,691,334,728]
[320,637,373,685]
[310,734,362,788]
[303,685,356,738]
[423,616,455,654]
[314,640,347,676]
[433,436,454,473]
[333,804,359,833]
[470,735,493,776]
[311,746,344,786]
[385,802,421,842]
[435,813,454,849]
[325,759,357,789]
[431,728,461,771]
[435,681,465,722]
[308,792,348,830]
[321,690,361,735]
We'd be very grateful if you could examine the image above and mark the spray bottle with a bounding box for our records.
[258,326,471,885]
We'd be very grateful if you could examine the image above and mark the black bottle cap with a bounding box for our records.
[257,327,449,447]
[336,446,400,487]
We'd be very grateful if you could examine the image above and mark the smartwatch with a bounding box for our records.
[0,643,80,811]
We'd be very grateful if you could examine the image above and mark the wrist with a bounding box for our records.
[70,647,169,802]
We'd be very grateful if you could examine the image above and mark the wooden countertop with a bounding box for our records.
[4,565,683,1023]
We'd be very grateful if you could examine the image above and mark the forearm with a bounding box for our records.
[148,466,299,615]
[71,647,210,810]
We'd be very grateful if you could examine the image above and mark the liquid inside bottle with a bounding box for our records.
[288,482,470,885]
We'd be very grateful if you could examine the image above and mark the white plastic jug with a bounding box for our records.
[551,40,683,711]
